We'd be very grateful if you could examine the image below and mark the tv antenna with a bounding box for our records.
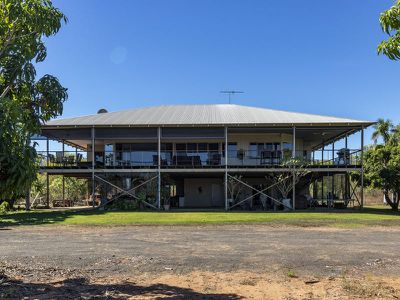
[220,90,244,104]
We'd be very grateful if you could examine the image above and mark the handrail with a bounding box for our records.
[37,148,363,168]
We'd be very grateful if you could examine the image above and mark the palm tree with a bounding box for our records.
[372,118,393,144]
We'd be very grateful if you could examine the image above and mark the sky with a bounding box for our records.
[36,0,399,145]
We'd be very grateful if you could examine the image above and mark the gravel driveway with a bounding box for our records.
[1,225,400,278]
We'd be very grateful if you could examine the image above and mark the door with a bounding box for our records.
[211,183,223,207]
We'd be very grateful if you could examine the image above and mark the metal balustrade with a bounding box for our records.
[38,148,362,169]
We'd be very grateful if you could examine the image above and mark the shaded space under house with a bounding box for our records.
[32,104,374,211]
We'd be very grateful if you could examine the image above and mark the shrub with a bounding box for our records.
[0,201,10,214]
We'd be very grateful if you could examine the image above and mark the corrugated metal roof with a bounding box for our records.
[45,104,373,127]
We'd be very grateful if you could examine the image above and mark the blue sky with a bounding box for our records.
[37,0,398,144]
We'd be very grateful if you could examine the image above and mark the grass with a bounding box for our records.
[0,205,399,228]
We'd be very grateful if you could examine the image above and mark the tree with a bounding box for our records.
[378,0,400,60]
[371,118,393,144]
[363,119,400,211]
[0,0,67,206]
[364,143,400,210]
[265,157,310,209]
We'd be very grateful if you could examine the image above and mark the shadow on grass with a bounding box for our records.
[0,275,242,299]
[304,206,400,216]
[0,208,107,227]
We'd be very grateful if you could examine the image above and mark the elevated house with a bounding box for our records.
[35,104,373,210]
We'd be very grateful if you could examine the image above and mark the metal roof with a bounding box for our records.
[45,104,374,127]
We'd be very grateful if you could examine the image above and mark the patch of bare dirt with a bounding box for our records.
[1,270,400,299]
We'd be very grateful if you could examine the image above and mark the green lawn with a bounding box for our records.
[0,206,399,228]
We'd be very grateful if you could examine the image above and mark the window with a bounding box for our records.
[187,143,197,152]
[198,143,207,151]
[249,143,258,157]
[175,143,186,152]
[105,144,114,166]
[114,143,157,165]
[161,143,173,162]
[249,142,282,159]
[283,143,292,150]
[208,143,219,152]
[223,142,237,157]
[282,143,293,159]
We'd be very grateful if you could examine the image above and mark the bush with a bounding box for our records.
[0,201,10,214]
[107,199,139,211]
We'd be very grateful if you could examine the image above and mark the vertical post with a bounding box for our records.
[322,143,324,165]
[332,142,335,199]
[292,126,296,211]
[157,127,161,210]
[46,137,49,167]
[292,126,296,159]
[62,140,65,167]
[360,126,364,209]
[224,126,228,211]
[344,134,349,201]
[91,127,95,208]
[345,133,348,165]
[312,150,315,164]
[46,173,50,208]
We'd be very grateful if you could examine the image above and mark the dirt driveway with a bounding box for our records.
[1,225,400,299]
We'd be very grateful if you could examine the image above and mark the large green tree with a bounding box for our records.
[0,0,67,206]
[364,143,400,210]
[364,119,400,211]
[378,0,400,60]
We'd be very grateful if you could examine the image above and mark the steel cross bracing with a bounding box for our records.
[227,174,293,210]
[94,174,159,210]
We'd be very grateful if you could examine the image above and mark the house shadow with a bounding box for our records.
[0,208,110,227]
[0,275,242,299]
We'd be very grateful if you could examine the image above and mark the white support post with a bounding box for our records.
[46,137,49,167]
[91,127,95,208]
[345,133,348,165]
[292,126,296,211]
[345,133,349,200]
[224,126,228,211]
[332,141,335,198]
[62,140,65,167]
[360,126,364,209]
[157,127,161,210]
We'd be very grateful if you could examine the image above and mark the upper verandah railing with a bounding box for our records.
[37,148,362,169]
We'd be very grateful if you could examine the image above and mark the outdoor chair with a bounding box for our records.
[55,151,64,165]
[207,153,221,166]
[173,154,195,166]
[67,156,75,166]
[152,155,168,166]
[260,150,272,165]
